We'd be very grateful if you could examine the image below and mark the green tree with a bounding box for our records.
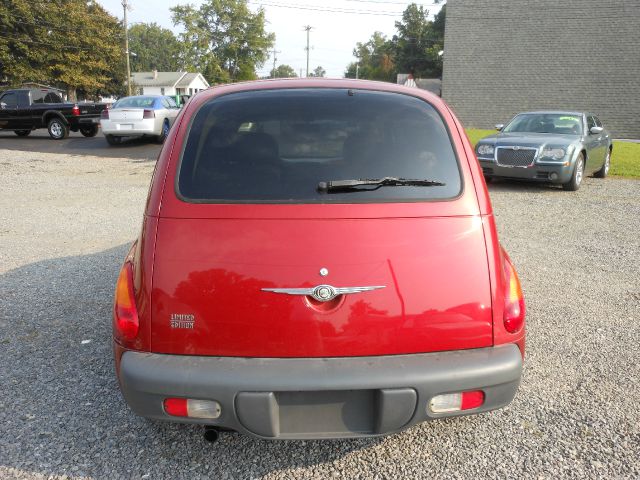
[343,3,446,82]
[128,23,182,73]
[393,4,444,78]
[270,64,297,78]
[171,0,274,84]
[309,65,326,78]
[0,0,125,99]
[344,32,395,82]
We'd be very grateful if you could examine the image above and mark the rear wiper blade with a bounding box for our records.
[317,177,446,193]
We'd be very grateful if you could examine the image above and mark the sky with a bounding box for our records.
[97,0,443,78]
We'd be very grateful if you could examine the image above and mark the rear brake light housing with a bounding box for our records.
[429,390,485,413]
[143,109,155,119]
[71,104,80,116]
[100,108,109,120]
[503,252,525,334]
[113,262,139,344]
[163,398,221,419]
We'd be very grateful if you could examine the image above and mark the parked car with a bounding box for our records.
[100,95,181,145]
[476,111,612,191]
[0,88,106,139]
[113,79,525,441]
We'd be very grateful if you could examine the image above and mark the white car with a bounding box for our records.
[100,95,181,145]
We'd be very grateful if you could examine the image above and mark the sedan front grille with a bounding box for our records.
[496,147,537,167]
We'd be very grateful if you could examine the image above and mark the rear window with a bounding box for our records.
[177,89,462,203]
[114,96,157,109]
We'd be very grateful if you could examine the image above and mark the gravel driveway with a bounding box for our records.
[1,149,638,479]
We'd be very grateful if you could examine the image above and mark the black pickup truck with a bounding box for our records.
[0,88,107,140]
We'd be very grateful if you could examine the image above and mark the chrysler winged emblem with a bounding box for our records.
[261,284,386,302]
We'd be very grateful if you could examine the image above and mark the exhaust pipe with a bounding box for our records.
[203,426,220,443]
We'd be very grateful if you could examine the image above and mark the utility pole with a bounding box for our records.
[122,0,131,96]
[270,47,281,78]
[303,25,312,77]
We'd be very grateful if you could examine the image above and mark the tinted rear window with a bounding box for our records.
[114,97,156,109]
[177,89,461,203]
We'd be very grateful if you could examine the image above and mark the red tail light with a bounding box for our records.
[163,398,189,417]
[71,105,80,116]
[114,262,139,342]
[460,390,485,410]
[143,109,155,119]
[100,109,109,120]
[503,253,525,334]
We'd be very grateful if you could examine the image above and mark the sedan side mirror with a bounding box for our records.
[590,126,604,135]
[495,124,504,131]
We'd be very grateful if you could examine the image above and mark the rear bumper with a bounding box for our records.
[479,158,574,183]
[100,118,159,136]
[116,344,523,439]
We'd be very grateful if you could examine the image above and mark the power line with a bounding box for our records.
[344,0,441,5]
[248,1,405,16]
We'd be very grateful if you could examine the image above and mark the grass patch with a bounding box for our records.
[465,128,640,179]
[609,141,640,178]
[465,128,497,148]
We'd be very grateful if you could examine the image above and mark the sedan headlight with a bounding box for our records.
[477,144,495,156]
[541,148,566,160]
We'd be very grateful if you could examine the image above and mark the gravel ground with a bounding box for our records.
[1,149,639,479]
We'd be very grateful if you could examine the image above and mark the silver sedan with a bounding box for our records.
[100,95,181,145]
[476,111,612,191]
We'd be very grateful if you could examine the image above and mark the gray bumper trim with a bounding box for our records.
[119,345,522,439]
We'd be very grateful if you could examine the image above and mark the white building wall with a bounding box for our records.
[191,75,209,92]
[139,86,177,96]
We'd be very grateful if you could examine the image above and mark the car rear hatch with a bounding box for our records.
[151,216,492,357]
[149,87,493,357]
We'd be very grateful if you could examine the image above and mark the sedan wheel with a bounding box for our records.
[594,149,611,178]
[563,154,585,191]
[155,119,170,144]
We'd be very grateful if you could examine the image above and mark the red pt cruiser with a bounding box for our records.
[113,79,525,441]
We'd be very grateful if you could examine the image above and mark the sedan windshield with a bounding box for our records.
[503,113,583,135]
[113,96,157,109]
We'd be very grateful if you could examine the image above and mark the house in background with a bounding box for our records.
[131,71,210,97]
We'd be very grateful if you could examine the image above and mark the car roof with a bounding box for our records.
[118,95,164,99]
[195,78,446,106]
[518,111,585,116]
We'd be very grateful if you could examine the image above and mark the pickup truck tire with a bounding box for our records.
[80,125,99,137]
[105,134,122,146]
[14,130,31,137]
[47,118,69,140]
[155,119,170,144]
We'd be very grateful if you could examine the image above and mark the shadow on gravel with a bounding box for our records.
[486,179,564,193]
[0,130,161,161]
[0,245,380,479]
